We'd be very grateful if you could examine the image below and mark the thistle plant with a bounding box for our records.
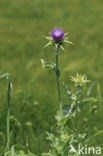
[42,28,72,117]
[50,28,64,116]
[41,28,97,156]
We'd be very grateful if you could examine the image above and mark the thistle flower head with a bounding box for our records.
[44,28,72,50]
[71,73,90,87]
[50,28,64,41]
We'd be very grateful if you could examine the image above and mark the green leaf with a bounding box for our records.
[82,97,98,103]
[13,144,26,152]
[56,113,75,126]
[63,104,71,116]
[41,59,56,70]
[87,81,96,96]
[64,38,73,44]
[44,42,52,48]
[61,114,74,125]
[0,72,10,79]
[63,83,76,100]
[60,45,65,51]
[45,36,52,40]
[11,145,15,156]
[78,133,86,139]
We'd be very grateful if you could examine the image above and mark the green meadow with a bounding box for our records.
[0,0,103,155]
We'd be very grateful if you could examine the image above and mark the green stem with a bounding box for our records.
[6,79,11,151]
[55,45,63,116]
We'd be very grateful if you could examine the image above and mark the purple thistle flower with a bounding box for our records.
[50,28,64,41]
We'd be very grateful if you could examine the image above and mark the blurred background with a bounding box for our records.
[0,0,103,155]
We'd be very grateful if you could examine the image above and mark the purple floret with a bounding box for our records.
[50,28,64,40]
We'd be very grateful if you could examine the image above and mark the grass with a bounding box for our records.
[0,0,103,155]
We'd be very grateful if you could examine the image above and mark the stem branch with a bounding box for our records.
[6,79,11,151]
[55,45,62,116]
